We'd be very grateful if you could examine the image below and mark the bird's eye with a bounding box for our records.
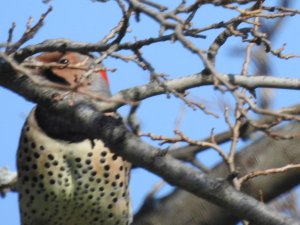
[58,58,69,64]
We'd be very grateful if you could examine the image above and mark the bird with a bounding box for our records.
[16,52,132,225]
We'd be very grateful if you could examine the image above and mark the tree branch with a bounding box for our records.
[133,121,300,225]
[3,52,300,113]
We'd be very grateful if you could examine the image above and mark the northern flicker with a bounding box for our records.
[16,52,132,225]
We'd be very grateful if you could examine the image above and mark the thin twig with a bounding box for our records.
[238,164,300,189]
[6,6,53,54]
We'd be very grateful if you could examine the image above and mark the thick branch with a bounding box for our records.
[107,122,298,225]
[2,55,300,113]
[134,122,300,225]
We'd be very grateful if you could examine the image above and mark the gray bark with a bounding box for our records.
[133,123,300,225]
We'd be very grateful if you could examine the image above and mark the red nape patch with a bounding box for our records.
[99,69,109,85]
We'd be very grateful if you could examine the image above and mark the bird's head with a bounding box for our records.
[29,51,111,98]
[24,52,112,140]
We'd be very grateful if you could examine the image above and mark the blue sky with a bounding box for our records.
[1,1,300,224]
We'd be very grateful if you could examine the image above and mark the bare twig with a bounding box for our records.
[5,22,16,52]
[6,6,53,55]
[238,164,300,188]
